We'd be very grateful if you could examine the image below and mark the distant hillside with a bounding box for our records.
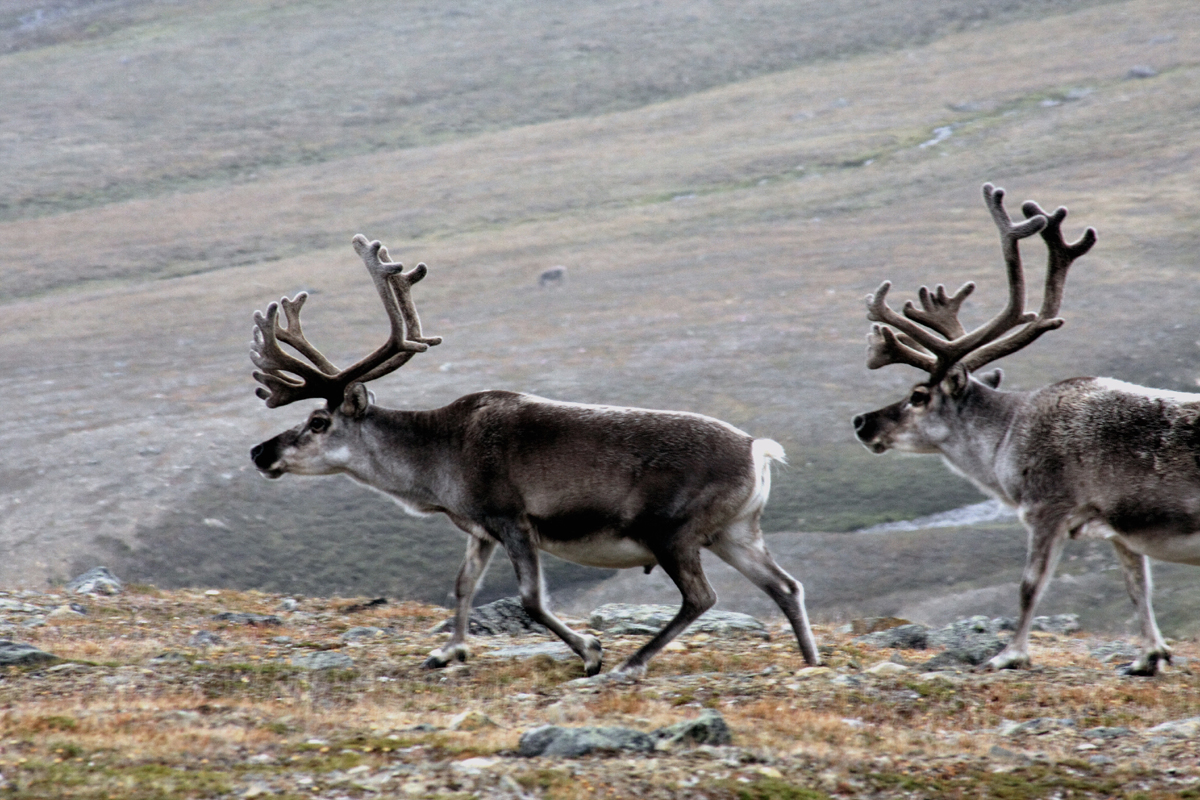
[1,0,1197,602]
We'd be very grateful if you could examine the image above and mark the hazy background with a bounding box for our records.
[2,0,1198,635]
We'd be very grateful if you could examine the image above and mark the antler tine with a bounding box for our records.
[863,184,1053,383]
[250,300,342,408]
[328,235,443,389]
[866,280,957,358]
[275,293,339,375]
[866,323,937,372]
[250,235,442,408]
[961,199,1097,372]
[903,282,975,339]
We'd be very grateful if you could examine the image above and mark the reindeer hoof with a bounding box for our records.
[1121,650,1170,677]
[582,635,603,677]
[985,650,1030,671]
[423,644,469,670]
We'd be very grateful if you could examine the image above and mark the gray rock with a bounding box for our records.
[489,642,575,661]
[1146,716,1200,738]
[1082,726,1131,740]
[925,617,1006,666]
[1126,65,1158,79]
[1002,717,1075,737]
[341,626,385,642]
[0,598,42,613]
[431,597,549,637]
[854,623,930,650]
[189,630,222,647]
[0,640,57,666]
[993,614,1081,635]
[291,651,354,671]
[1090,641,1140,664]
[67,567,122,596]
[588,604,768,639]
[212,612,283,627]
[518,725,655,757]
[651,710,732,747]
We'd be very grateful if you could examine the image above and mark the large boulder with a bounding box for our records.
[431,597,549,637]
[518,725,655,757]
[67,567,122,596]
[588,604,768,639]
[0,640,56,666]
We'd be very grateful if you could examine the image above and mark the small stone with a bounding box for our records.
[213,612,283,627]
[1126,65,1158,79]
[850,617,912,635]
[341,626,385,642]
[865,661,908,676]
[794,666,832,680]
[448,710,497,731]
[189,631,222,647]
[291,651,354,671]
[1147,717,1200,738]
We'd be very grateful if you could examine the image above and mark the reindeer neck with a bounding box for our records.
[345,406,459,512]
[937,384,1030,502]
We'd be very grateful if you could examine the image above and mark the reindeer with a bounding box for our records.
[249,234,819,677]
[852,183,1200,675]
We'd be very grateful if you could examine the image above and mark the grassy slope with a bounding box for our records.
[1,0,1198,610]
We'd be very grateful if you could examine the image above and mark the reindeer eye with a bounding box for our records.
[909,389,930,407]
[309,417,329,433]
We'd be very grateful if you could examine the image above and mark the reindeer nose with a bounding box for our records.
[852,414,865,431]
[250,443,265,462]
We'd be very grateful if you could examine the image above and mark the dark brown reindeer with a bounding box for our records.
[853,183,1200,675]
[250,234,819,677]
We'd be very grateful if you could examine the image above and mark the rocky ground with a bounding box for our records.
[0,573,1197,799]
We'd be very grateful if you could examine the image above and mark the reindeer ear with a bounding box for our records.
[979,368,1003,389]
[341,383,371,418]
[943,364,971,397]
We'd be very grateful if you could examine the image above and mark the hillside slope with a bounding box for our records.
[0,0,1197,612]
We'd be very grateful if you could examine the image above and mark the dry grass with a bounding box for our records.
[1,0,1199,636]
[1,586,1199,797]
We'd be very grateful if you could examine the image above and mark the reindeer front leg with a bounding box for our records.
[1110,538,1171,676]
[495,520,604,676]
[987,507,1067,670]
[424,534,497,669]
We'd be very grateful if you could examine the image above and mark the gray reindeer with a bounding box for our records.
[853,183,1200,675]
[250,235,819,677]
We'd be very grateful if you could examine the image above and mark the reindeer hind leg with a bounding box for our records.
[1111,537,1171,676]
[615,536,716,677]
[709,519,820,665]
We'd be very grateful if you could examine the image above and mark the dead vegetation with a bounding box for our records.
[1,586,1200,798]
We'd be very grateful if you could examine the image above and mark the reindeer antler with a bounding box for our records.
[251,235,442,408]
[865,183,1096,384]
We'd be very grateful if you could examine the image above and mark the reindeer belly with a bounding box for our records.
[538,534,657,569]
[1116,531,1200,566]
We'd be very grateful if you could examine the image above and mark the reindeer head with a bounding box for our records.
[249,235,441,478]
[852,183,1096,454]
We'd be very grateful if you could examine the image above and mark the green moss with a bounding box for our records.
[731,777,834,800]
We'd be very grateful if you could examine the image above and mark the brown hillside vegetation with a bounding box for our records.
[1,585,1199,799]
[1,0,1199,635]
